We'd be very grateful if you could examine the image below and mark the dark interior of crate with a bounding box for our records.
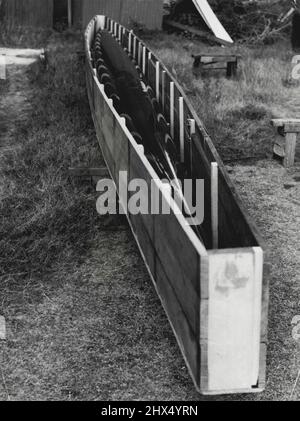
[96,17,261,251]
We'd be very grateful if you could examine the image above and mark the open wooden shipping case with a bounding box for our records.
[85,16,269,395]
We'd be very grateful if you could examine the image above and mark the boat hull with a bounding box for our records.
[85,16,269,395]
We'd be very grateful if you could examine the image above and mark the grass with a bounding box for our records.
[0,29,299,400]
[148,34,299,161]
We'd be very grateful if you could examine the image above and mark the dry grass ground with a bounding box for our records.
[0,29,299,401]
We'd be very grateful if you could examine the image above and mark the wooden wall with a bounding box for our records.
[4,0,53,27]
[76,0,163,30]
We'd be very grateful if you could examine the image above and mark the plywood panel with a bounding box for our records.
[155,257,201,388]
[154,206,201,336]
[206,248,263,392]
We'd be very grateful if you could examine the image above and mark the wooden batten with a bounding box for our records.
[85,16,268,395]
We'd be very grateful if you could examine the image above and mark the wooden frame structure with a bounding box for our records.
[192,54,239,78]
[85,16,269,395]
[271,119,300,167]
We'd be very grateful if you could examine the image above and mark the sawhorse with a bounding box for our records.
[192,54,239,78]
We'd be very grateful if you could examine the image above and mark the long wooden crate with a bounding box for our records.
[85,16,269,395]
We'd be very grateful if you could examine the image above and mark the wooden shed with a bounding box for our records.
[74,0,164,30]
[2,0,53,27]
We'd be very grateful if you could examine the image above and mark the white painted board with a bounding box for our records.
[192,0,234,44]
[207,248,263,391]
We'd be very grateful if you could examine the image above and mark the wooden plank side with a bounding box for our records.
[154,203,201,338]
[190,135,212,249]
[128,143,156,276]
[93,79,116,177]
[128,138,203,339]
[206,248,263,392]
[155,257,201,388]
[127,142,204,390]
[92,74,130,209]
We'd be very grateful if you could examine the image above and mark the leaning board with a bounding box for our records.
[85,16,268,395]
[192,0,233,44]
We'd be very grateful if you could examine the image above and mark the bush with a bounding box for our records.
[212,0,291,43]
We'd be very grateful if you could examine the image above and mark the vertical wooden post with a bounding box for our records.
[67,0,72,28]
[133,36,137,61]
[189,119,196,136]
[128,31,133,55]
[148,52,152,79]
[226,61,237,78]
[156,61,160,102]
[211,162,219,249]
[138,42,142,68]
[142,46,146,75]
[284,132,297,167]
[122,28,126,47]
[170,82,175,139]
[188,118,196,175]
[162,70,166,113]
[179,97,185,163]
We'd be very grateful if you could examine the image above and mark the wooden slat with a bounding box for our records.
[128,144,156,274]
[211,163,219,249]
[94,78,129,205]
[154,206,201,337]
[147,57,156,95]
[92,80,116,177]
[271,118,300,130]
[195,55,238,63]
[155,257,201,388]
[169,82,175,139]
[284,132,297,167]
